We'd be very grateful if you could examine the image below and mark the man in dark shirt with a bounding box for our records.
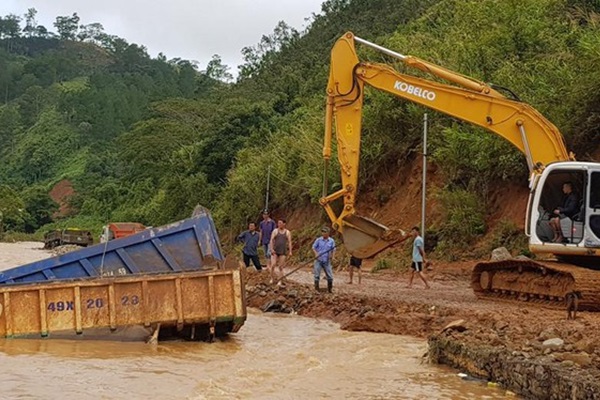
[238,222,262,270]
[550,181,579,243]
[259,211,276,270]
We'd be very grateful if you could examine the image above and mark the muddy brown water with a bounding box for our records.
[0,310,514,400]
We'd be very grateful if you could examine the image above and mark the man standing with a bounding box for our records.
[237,222,261,271]
[407,226,430,289]
[270,218,292,286]
[347,256,362,285]
[259,211,276,270]
[312,227,336,293]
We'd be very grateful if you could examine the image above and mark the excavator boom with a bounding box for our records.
[321,32,570,258]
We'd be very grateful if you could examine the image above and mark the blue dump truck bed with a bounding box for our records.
[0,207,224,285]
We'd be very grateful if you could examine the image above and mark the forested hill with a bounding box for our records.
[1,0,599,253]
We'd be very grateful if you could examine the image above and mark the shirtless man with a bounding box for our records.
[269,219,292,286]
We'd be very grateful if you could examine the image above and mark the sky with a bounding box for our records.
[0,0,325,72]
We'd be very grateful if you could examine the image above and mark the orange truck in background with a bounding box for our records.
[100,222,146,242]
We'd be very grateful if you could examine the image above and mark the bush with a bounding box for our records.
[436,188,486,248]
[488,219,529,255]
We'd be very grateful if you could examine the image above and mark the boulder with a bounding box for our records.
[574,339,596,354]
[261,299,283,312]
[555,352,592,367]
[491,247,512,261]
[542,338,564,349]
[441,319,467,333]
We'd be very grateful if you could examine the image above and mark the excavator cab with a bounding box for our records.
[528,162,600,261]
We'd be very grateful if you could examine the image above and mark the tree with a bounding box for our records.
[204,54,233,82]
[0,14,22,39]
[77,22,104,43]
[22,186,58,232]
[0,105,22,155]
[0,14,22,51]
[238,21,298,79]
[54,13,80,40]
[23,8,38,38]
[34,25,50,38]
[0,185,29,232]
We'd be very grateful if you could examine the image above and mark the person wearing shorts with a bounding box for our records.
[269,219,292,286]
[347,256,362,284]
[237,223,261,271]
[407,226,430,289]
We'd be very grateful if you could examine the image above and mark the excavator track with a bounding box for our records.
[472,259,600,311]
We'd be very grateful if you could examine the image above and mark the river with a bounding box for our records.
[0,309,511,399]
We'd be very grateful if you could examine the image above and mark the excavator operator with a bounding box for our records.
[549,181,579,243]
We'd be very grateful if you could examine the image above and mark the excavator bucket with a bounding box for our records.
[340,214,406,259]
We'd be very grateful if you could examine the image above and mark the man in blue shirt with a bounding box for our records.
[238,222,262,270]
[312,227,336,293]
[407,226,430,289]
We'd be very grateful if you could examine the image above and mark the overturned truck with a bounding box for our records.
[0,207,246,341]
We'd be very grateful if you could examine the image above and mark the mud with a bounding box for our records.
[245,263,600,399]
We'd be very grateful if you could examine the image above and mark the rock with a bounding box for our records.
[560,352,592,367]
[494,320,509,331]
[287,290,298,298]
[561,360,575,368]
[538,328,558,341]
[259,291,267,297]
[514,255,530,261]
[534,365,546,380]
[261,300,283,312]
[491,247,512,261]
[542,338,564,349]
[575,339,596,354]
[441,319,467,333]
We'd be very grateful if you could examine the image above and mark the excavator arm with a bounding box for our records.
[321,32,571,258]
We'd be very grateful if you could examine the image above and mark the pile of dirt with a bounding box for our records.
[48,179,75,217]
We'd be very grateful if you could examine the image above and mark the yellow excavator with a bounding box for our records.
[321,32,600,309]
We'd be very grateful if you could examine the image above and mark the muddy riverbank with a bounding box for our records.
[245,265,600,399]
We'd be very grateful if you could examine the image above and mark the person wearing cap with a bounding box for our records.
[312,227,336,293]
[259,210,276,271]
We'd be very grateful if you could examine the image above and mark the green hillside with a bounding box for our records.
[0,0,599,253]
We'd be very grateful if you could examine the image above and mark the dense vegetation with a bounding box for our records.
[0,0,599,255]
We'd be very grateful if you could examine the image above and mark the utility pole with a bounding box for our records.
[421,113,428,244]
[265,165,271,211]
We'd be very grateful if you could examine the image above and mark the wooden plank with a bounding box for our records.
[108,284,116,330]
[142,280,150,327]
[175,278,184,326]
[4,292,12,337]
[39,289,48,336]
[74,286,82,334]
